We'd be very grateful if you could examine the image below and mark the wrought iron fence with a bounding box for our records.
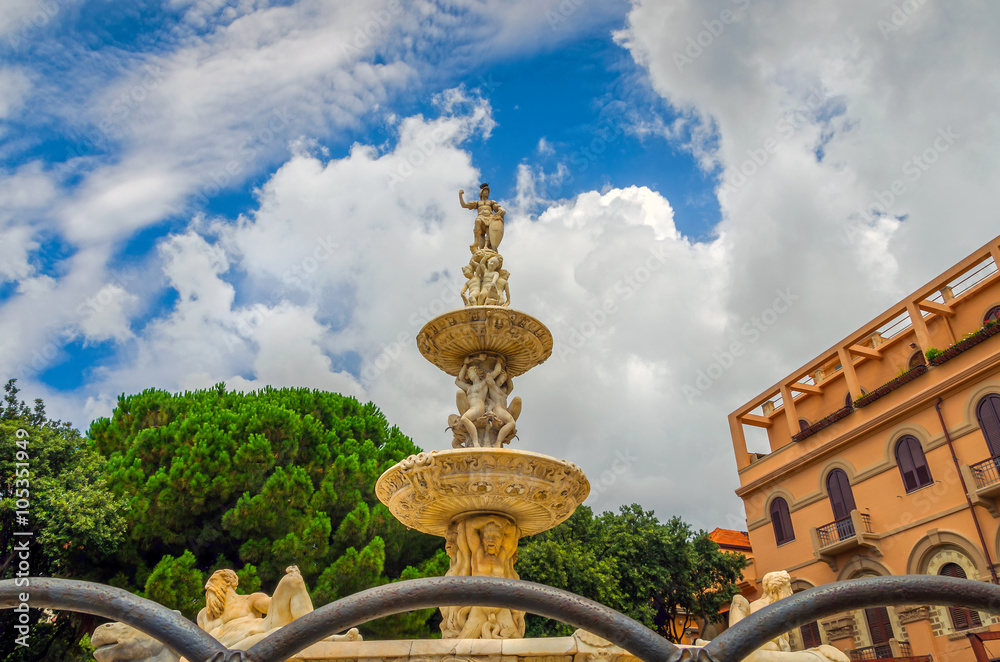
[817,513,872,547]
[3,575,999,662]
[971,457,1000,490]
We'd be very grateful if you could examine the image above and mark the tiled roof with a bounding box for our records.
[708,528,752,550]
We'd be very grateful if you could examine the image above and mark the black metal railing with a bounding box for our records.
[817,512,872,547]
[970,457,1000,490]
[0,575,990,662]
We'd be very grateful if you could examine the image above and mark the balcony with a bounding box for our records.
[962,457,1000,517]
[848,641,930,662]
[810,510,882,571]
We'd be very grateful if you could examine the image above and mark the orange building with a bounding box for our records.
[728,234,1000,662]
[700,528,759,641]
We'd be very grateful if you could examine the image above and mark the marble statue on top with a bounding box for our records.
[448,353,521,448]
[460,183,506,253]
[91,566,360,662]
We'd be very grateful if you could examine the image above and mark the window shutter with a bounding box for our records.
[800,621,821,648]
[941,563,983,630]
[979,395,1000,458]
[771,498,794,544]
[896,436,933,492]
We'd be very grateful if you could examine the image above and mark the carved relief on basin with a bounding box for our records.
[416,307,553,378]
[375,448,590,537]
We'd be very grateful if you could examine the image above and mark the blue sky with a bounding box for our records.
[3,1,1000,528]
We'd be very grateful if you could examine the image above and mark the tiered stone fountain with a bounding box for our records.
[375,183,591,640]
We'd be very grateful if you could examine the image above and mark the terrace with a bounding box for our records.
[730,234,1000,477]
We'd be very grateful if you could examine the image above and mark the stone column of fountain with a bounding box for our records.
[375,183,590,640]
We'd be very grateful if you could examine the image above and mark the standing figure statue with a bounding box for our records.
[460,184,506,253]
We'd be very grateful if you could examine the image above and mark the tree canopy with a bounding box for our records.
[86,384,445,638]
[518,504,746,642]
[1,379,129,661]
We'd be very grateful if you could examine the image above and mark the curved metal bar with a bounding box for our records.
[244,576,680,662]
[706,576,1000,662]
[0,578,227,662]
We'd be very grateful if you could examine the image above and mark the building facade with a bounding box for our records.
[728,234,1000,662]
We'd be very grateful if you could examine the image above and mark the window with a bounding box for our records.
[770,497,794,545]
[978,394,1000,458]
[895,435,933,492]
[826,469,856,520]
[908,350,926,370]
[799,418,810,431]
[940,563,983,630]
[985,305,1000,324]
[799,621,822,648]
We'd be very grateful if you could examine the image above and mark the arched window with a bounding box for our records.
[826,469,856,520]
[896,436,933,492]
[799,419,810,431]
[770,497,794,545]
[908,350,926,370]
[940,563,983,630]
[984,305,1000,324]
[978,394,1000,458]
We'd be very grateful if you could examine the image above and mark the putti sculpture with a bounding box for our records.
[376,184,591,639]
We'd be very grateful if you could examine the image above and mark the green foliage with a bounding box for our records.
[142,551,204,620]
[924,347,943,360]
[88,384,443,638]
[1,379,128,661]
[518,505,746,642]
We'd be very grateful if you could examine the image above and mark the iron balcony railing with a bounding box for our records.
[817,512,872,548]
[970,456,1000,490]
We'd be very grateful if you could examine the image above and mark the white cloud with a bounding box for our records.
[0,67,31,119]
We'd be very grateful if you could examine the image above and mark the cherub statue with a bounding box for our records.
[480,255,504,305]
[460,184,506,253]
[460,263,481,306]
[453,354,491,447]
[484,361,520,446]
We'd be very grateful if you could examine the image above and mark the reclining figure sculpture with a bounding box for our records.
[91,566,360,662]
